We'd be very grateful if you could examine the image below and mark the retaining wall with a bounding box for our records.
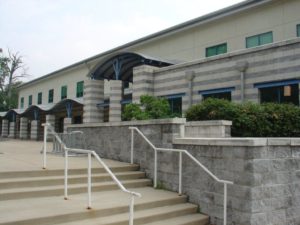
[68,119,300,225]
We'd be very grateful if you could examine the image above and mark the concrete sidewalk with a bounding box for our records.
[0,139,131,172]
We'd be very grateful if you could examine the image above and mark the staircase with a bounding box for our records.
[0,163,209,225]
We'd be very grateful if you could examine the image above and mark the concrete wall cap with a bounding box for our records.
[68,118,186,128]
[174,137,300,146]
[185,120,232,126]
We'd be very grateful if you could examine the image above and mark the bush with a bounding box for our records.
[122,95,173,121]
[185,98,300,137]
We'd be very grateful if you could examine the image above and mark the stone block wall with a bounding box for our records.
[67,119,300,225]
[184,120,232,138]
[173,138,300,225]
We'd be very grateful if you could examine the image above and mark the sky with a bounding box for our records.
[0,0,244,81]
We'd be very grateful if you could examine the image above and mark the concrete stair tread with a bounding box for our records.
[0,178,151,194]
[50,203,199,225]
[0,164,140,179]
[143,213,210,225]
[0,187,187,224]
[0,171,145,185]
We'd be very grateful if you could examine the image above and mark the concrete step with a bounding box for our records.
[143,214,209,225]
[55,203,201,225]
[0,171,146,189]
[0,164,140,179]
[0,188,189,225]
[0,179,152,201]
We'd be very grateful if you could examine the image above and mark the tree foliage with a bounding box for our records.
[122,95,172,121]
[0,49,28,110]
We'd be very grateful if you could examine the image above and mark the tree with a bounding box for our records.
[0,48,28,110]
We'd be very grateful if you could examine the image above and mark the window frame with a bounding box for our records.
[20,97,24,109]
[199,87,235,101]
[37,92,42,105]
[76,81,84,98]
[61,85,67,100]
[205,43,227,57]
[246,31,273,48]
[48,89,54,103]
[28,95,32,106]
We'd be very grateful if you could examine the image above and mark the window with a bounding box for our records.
[48,89,54,103]
[37,92,42,105]
[199,87,234,101]
[76,81,84,98]
[297,24,300,37]
[246,32,273,48]
[168,98,182,116]
[161,93,185,117]
[61,85,67,99]
[206,43,227,57]
[255,80,299,105]
[20,97,24,109]
[28,95,32,106]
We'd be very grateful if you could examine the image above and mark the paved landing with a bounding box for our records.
[0,139,131,172]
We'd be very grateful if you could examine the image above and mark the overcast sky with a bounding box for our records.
[0,0,243,81]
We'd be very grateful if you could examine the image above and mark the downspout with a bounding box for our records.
[235,61,248,103]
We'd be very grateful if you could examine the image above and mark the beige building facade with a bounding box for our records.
[1,0,300,139]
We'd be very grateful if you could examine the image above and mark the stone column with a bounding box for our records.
[8,122,16,138]
[19,117,28,139]
[30,120,38,140]
[109,80,122,122]
[183,70,196,113]
[1,119,8,137]
[46,115,55,140]
[235,61,249,103]
[132,65,157,104]
[83,79,104,123]
[64,117,72,133]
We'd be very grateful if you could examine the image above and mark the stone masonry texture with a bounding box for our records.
[68,120,300,225]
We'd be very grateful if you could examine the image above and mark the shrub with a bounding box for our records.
[122,95,173,121]
[185,98,300,137]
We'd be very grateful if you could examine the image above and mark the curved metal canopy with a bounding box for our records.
[91,52,174,82]
[0,98,83,119]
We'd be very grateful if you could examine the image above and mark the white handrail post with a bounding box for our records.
[129,195,135,225]
[154,149,157,188]
[179,152,182,195]
[64,149,68,200]
[131,129,134,164]
[223,183,228,225]
[87,152,92,209]
[43,124,47,169]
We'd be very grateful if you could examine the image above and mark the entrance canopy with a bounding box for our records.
[91,52,174,82]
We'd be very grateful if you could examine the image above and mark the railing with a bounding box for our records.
[129,126,233,225]
[51,131,86,155]
[42,123,141,225]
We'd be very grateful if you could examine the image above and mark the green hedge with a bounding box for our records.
[185,98,300,137]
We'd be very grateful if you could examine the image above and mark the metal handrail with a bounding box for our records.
[129,126,233,225]
[42,123,141,225]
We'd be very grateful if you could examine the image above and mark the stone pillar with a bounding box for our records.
[83,79,104,123]
[46,114,55,126]
[183,70,196,113]
[8,122,16,138]
[19,117,28,139]
[46,115,55,140]
[30,120,38,140]
[64,117,72,133]
[132,65,157,104]
[1,119,8,137]
[235,61,249,103]
[109,80,122,122]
